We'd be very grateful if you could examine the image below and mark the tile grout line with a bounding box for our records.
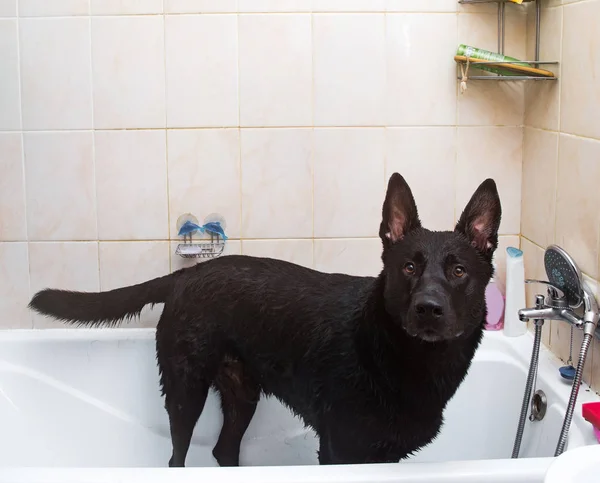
[15,0,33,329]
[236,12,243,249]
[89,11,101,296]
[310,10,315,267]
[2,124,553,132]
[12,12,469,18]
[453,8,459,226]
[19,234,522,244]
[161,4,173,273]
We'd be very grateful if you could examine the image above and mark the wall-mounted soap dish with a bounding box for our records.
[175,213,227,260]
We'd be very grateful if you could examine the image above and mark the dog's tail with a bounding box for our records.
[29,273,176,327]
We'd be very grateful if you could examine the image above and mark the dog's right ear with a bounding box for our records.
[379,173,421,248]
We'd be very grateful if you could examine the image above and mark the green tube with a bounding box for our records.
[457,44,531,76]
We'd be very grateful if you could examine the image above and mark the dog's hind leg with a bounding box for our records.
[212,356,260,467]
[156,307,223,468]
[158,333,217,467]
[165,381,209,467]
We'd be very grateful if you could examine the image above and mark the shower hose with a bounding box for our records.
[555,332,593,456]
[512,324,593,458]
[512,321,542,459]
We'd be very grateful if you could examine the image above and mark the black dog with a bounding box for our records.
[30,173,501,467]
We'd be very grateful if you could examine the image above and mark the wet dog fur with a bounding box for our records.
[29,173,501,466]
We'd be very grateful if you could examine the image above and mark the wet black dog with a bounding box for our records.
[30,173,501,467]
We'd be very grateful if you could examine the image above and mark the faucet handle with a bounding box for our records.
[525,279,566,300]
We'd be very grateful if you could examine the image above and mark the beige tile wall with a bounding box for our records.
[1,0,526,330]
[523,0,600,392]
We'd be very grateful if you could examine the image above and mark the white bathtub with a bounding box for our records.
[0,329,597,483]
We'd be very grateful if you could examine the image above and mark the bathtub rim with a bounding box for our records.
[0,328,597,406]
[0,457,555,483]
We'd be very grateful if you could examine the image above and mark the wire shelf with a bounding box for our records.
[456,59,559,82]
[458,75,557,81]
[459,0,534,4]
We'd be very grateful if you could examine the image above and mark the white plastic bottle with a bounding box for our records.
[504,246,527,337]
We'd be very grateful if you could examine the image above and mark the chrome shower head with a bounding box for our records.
[544,245,583,309]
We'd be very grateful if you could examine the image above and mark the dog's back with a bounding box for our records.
[162,255,374,409]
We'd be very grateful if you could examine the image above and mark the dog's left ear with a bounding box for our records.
[455,179,502,258]
[380,173,421,248]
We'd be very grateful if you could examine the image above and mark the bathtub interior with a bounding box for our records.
[0,329,596,468]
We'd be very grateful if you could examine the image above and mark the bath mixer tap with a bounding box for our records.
[512,245,600,459]
[517,281,584,329]
[518,280,599,336]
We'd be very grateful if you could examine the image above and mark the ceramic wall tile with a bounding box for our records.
[242,239,313,268]
[555,134,600,279]
[19,0,89,16]
[165,15,238,128]
[20,17,92,130]
[521,128,558,249]
[524,5,561,131]
[313,14,386,126]
[92,16,165,129]
[387,14,457,126]
[91,0,162,14]
[314,128,385,238]
[167,129,240,240]
[165,0,237,12]
[561,0,600,139]
[456,127,522,235]
[387,0,456,12]
[386,127,456,232]
[239,14,312,127]
[313,0,385,11]
[314,238,382,276]
[0,19,20,130]
[29,242,99,328]
[0,133,25,241]
[24,132,96,241]
[241,129,312,238]
[239,0,311,12]
[95,130,168,240]
[0,242,31,328]
[0,1,16,16]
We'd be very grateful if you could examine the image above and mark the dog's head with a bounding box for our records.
[380,173,501,343]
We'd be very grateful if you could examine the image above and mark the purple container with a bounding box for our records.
[485,282,505,331]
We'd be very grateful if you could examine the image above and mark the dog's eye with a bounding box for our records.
[404,262,416,275]
[453,265,466,278]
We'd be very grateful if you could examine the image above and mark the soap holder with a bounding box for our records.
[175,241,225,259]
[175,213,227,260]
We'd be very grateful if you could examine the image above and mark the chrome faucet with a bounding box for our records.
[512,245,600,459]
[518,279,599,336]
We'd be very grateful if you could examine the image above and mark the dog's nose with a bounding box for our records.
[414,297,444,320]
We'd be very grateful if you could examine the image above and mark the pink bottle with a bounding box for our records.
[485,260,505,331]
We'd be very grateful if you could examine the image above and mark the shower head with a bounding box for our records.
[544,245,583,309]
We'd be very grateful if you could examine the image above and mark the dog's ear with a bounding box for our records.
[455,179,502,258]
[380,173,421,247]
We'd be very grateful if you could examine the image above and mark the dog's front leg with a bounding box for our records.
[317,426,373,465]
[318,424,405,465]
[317,432,333,465]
